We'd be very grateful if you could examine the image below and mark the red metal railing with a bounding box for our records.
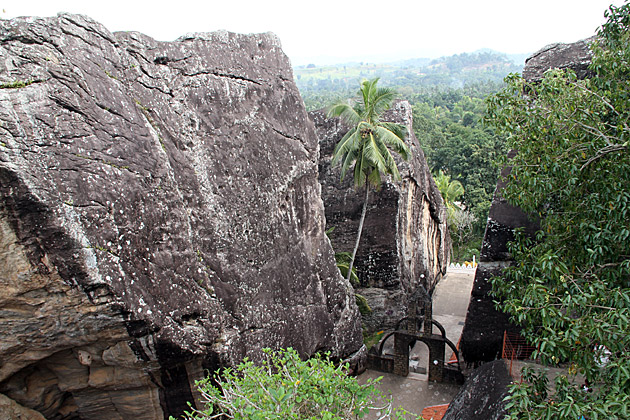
[446,337,460,365]
[502,331,537,377]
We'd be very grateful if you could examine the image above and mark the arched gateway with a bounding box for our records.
[366,284,465,384]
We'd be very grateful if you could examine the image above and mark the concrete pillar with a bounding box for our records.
[393,333,410,376]
[423,299,433,335]
[427,337,446,382]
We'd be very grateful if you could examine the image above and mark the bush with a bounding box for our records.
[173,348,413,420]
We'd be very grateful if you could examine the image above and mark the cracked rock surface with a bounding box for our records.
[0,13,362,419]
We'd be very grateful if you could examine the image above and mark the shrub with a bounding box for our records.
[173,347,412,420]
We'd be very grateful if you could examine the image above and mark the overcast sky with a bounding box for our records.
[2,0,625,65]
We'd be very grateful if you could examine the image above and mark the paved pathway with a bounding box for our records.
[358,269,476,418]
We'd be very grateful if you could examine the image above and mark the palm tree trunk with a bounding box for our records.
[346,185,370,283]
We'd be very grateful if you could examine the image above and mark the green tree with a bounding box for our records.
[173,348,411,420]
[328,78,410,283]
[485,3,630,418]
[412,88,507,234]
[434,169,464,208]
[434,170,477,260]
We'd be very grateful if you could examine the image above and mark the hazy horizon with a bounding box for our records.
[2,0,624,68]
[291,48,532,67]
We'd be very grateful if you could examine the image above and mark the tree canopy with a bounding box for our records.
[434,170,478,257]
[485,3,630,418]
[412,85,507,235]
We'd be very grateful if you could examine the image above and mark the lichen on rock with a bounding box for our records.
[0,13,362,419]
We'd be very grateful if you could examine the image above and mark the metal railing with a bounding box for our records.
[502,331,537,377]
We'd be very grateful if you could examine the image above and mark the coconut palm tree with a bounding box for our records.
[433,170,464,211]
[327,78,410,283]
[434,170,477,257]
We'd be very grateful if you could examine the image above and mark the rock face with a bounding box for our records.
[460,154,539,364]
[522,36,595,82]
[460,38,594,365]
[311,101,450,333]
[0,13,362,419]
[442,360,511,420]
[0,393,46,420]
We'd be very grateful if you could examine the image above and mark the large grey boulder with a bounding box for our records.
[311,101,450,334]
[0,13,362,419]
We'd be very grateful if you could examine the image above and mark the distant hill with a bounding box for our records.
[390,57,433,67]
[473,48,531,66]
[294,50,525,108]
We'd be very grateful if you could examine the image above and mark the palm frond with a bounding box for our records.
[360,79,379,105]
[353,147,369,187]
[446,181,465,203]
[380,122,408,142]
[434,170,464,205]
[370,87,397,120]
[364,132,389,174]
[375,139,401,181]
[340,146,359,180]
[360,79,383,123]
[334,253,360,285]
[375,125,410,160]
[332,128,358,166]
[327,101,362,126]
[367,168,382,188]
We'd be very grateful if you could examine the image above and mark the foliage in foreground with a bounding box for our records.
[486,3,630,419]
[173,348,415,420]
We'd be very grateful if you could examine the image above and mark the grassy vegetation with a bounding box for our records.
[363,329,385,349]
[0,80,34,89]
[451,237,482,263]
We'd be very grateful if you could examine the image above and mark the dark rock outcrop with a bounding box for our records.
[0,393,46,420]
[523,36,595,82]
[0,13,362,419]
[460,154,538,363]
[460,37,595,365]
[442,360,512,420]
[312,101,450,334]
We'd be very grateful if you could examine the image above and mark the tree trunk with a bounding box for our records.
[346,185,370,283]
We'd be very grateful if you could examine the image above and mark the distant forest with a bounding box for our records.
[295,51,523,110]
[296,51,525,260]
